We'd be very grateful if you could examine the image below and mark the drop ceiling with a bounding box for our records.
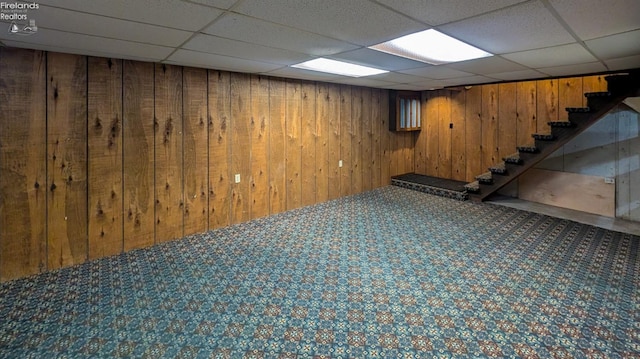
[1,0,638,90]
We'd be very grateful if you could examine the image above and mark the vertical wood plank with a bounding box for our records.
[351,87,363,193]
[450,89,466,181]
[88,57,123,259]
[301,81,316,206]
[516,81,537,146]
[208,70,231,229]
[0,48,46,281]
[498,83,517,160]
[315,83,330,203]
[582,75,608,106]
[371,89,382,188]
[425,91,439,177]
[339,85,352,196]
[558,77,583,121]
[405,132,415,174]
[47,52,88,270]
[285,80,302,209]
[183,67,208,235]
[361,88,373,191]
[250,75,270,219]
[536,79,558,133]
[230,72,251,223]
[269,78,286,214]
[438,90,452,179]
[154,64,183,242]
[123,60,155,251]
[414,92,428,175]
[465,86,482,182]
[327,84,341,199]
[481,84,499,170]
[380,89,391,185]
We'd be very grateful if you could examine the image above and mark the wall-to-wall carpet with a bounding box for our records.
[1,186,638,357]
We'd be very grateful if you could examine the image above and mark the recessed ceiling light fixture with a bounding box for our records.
[369,29,492,65]
[291,58,388,77]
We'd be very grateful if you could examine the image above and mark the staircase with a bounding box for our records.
[465,71,640,202]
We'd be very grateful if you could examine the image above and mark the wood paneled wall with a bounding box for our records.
[0,48,414,281]
[415,75,608,182]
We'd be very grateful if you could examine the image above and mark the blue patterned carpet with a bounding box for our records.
[1,186,639,358]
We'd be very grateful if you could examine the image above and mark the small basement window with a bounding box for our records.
[389,90,421,131]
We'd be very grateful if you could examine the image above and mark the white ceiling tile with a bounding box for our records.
[375,0,528,26]
[184,0,240,10]
[585,30,640,60]
[234,0,426,45]
[385,83,429,90]
[367,72,421,83]
[488,69,548,81]
[548,0,640,40]
[605,54,640,71]
[183,34,311,65]
[263,67,343,82]
[1,39,163,62]
[439,1,574,54]
[406,79,450,89]
[538,62,608,77]
[446,56,527,74]
[440,75,497,86]
[0,28,173,61]
[328,48,425,71]
[399,66,473,79]
[328,77,396,88]
[165,49,282,73]
[24,5,192,47]
[502,43,598,68]
[36,0,222,31]
[203,13,358,56]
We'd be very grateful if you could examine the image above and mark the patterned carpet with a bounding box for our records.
[1,186,639,358]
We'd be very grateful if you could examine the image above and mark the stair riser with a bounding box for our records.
[606,76,638,95]
[586,96,612,110]
[550,125,577,139]
[568,112,592,123]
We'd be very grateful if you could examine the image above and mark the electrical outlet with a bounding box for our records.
[604,177,615,184]
[339,160,343,168]
[234,174,241,183]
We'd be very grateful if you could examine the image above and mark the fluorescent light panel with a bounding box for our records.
[291,58,388,77]
[370,29,492,65]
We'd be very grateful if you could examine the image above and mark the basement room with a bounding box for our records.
[1,0,639,357]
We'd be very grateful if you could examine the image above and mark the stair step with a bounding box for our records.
[517,146,539,153]
[584,91,611,98]
[489,162,507,175]
[475,172,493,185]
[503,153,522,165]
[606,74,638,95]
[548,121,575,128]
[532,133,555,141]
[464,181,480,193]
[566,107,590,113]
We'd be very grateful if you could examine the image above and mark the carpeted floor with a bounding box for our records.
[1,186,639,358]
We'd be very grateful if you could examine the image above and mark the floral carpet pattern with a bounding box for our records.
[1,186,639,358]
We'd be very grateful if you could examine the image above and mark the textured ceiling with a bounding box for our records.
[1,0,638,90]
